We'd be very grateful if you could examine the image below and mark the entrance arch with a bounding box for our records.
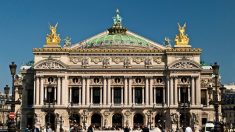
[91,113,102,129]
[133,113,144,129]
[155,113,164,129]
[45,113,56,130]
[112,113,123,129]
[69,113,80,124]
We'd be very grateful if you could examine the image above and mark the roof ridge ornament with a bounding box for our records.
[174,23,191,47]
[45,23,61,48]
[108,9,127,35]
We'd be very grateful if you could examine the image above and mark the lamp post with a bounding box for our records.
[6,62,22,132]
[208,62,226,132]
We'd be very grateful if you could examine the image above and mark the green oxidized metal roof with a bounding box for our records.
[74,9,165,50]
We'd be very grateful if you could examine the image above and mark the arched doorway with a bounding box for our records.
[133,113,144,129]
[91,113,102,129]
[180,113,190,128]
[155,113,164,130]
[112,113,123,129]
[45,113,56,130]
[69,113,80,125]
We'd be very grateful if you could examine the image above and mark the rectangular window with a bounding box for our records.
[47,87,55,103]
[114,88,121,104]
[180,87,188,103]
[135,88,142,104]
[93,88,100,104]
[72,88,79,104]
[156,88,163,104]
[201,90,207,106]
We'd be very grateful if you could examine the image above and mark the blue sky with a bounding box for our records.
[0,0,235,91]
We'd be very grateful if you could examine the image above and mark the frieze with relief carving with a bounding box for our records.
[82,57,90,68]
[91,57,102,64]
[132,57,145,64]
[124,57,132,68]
[34,60,67,70]
[145,57,153,68]
[201,78,212,88]
[112,57,124,64]
[70,57,82,64]
[103,57,110,68]
[169,60,200,69]
[153,57,162,64]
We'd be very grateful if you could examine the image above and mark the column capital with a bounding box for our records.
[124,76,132,79]
[82,76,90,79]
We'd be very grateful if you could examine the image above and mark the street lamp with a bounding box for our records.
[6,62,22,132]
[208,62,226,132]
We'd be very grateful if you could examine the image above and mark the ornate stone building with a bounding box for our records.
[17,10,221,131]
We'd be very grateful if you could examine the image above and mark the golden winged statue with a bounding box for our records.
[46,23,61,45]
[175,23,189,46]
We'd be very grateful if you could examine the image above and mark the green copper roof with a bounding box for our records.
[83,33,150,49]
[76,9,165,50]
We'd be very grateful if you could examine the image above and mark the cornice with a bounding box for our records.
[165,48,201,54]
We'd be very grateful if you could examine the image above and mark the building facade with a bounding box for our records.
[17,10,222,131]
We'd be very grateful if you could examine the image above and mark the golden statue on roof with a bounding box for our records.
[175,23,190,46]
[46,23,61,45]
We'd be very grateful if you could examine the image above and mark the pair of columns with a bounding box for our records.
[166,75,201,106]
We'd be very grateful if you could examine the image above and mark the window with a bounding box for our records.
[48,77,54,83]
[201,90,207,106]
[114,78,121,83]
[180,87,188,103]
[156,88,163,104]
[47,87,55,103]
[135,88,142,104]
[93,88,100,104]
[94,78,100,84]
[72,88,79,104]
[72,78,79,83]
[114,88,121,104]
[135,78,142,84]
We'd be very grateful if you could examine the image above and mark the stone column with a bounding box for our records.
[91,87,93,104]
[103,77,107,105]
[36,76,40,105]
[166,77,170,106]
[121,87,123,105]
[178,87,181,103]
[62,76,68,105]
[149,77,153,106]
[100,87,102,105]
[79,87,82,105]
[133,88,135,105]
[128,77,132,105]
[40,77,44,105]
[54,86,57,104]
[163,87,165,104]
[142,87,144,105]
[82,77,86,105]
[145,77,149,105]
[196,76,201,105]
[112,87,114,105]
[69,87,72,103]
[174,77,178,105]
[191,77,195,105]
[124,77,128,105]
[170,77,174,106]
[86,77,90,105]
[57,77,61,105]
[107,77,111,105]
[153,87,156,104]
[34,76,36,105]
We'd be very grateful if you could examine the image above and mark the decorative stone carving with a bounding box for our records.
[153,57,162,64]
[91,57,102,64]
[70,57,82,64]
[124,110,131,117]
[132,57,144,64]
[201,78,212,88]
[170,113,178,124]
[34,60,66,70]
[111,77,123,85]
[169,61,200,69]
[145,57,152,68]
[103,57,110,68]
[124,57,131,68]
[112,57,124,64]
[192,113,199,125]
[82,57,89,68]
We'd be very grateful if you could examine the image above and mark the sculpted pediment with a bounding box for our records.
[34,59,67,70]
[168,59,201,70]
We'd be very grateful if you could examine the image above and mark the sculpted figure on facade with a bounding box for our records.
[82,57,89,68]
[175,23,189,46]
[103,57,110,68]
[124,57,131,68]
[63,36,71,48]
[46,23,61,45]
[145,57,152,68]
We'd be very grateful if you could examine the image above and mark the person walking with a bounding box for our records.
[142,125,150,132]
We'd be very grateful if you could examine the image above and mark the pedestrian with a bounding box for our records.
[124,126,130,132]
[32,125,40,132]
[87,124,94,132]
[142,125,150,132]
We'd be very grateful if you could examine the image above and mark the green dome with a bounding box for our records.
[83,33,151,49]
